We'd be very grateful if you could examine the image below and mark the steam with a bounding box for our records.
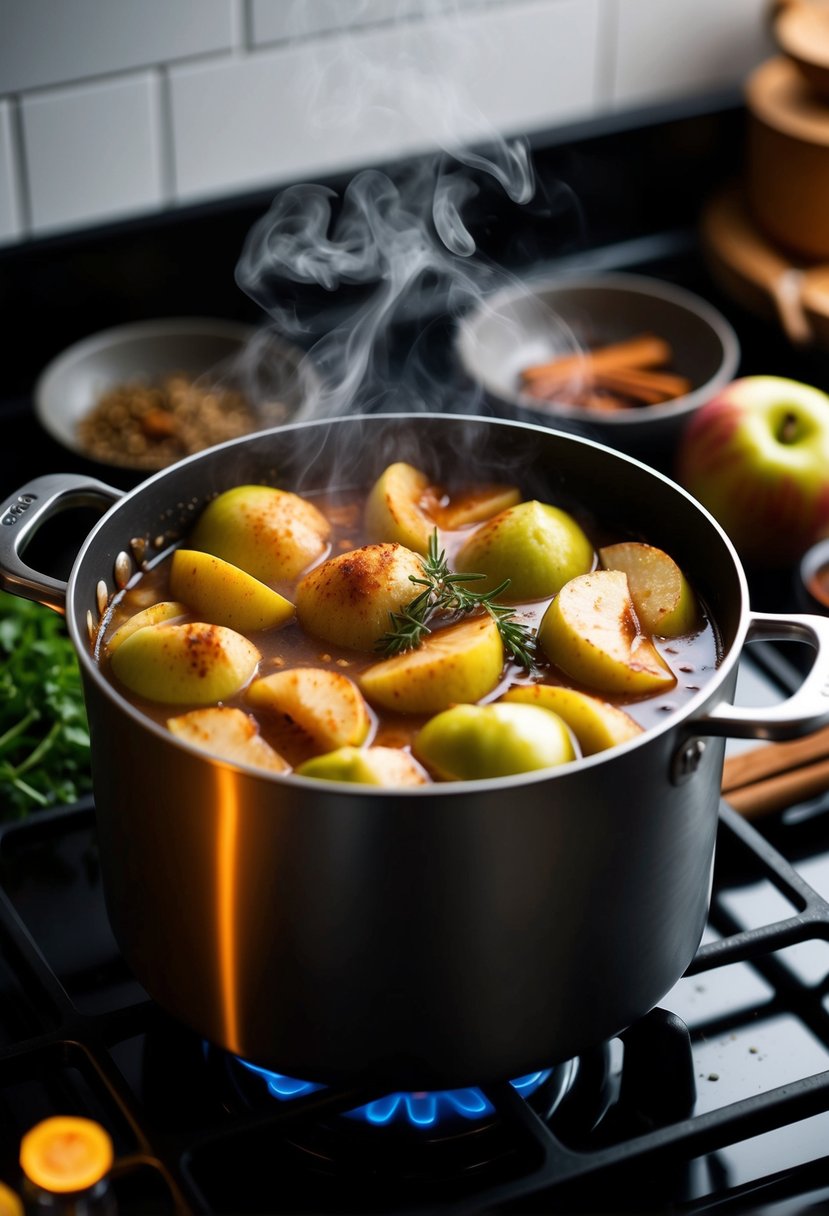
[234,0,578,424]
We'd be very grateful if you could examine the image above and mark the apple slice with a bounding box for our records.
[358,616,503,715]
[436,484,522,530]
[296,543,425,651]
[109,621,260,704]
[539,570,676,695]
[500,684,642,755]
[414,702,576,781]
[455,500,594,601]
[598,542,698,637]
[247,668,371,751]
[296,745,428,787]
[364,462,435,554]
[167,707,290,773]
[190,485,330,584]
[170,549,295,633]
[107,601,188,652]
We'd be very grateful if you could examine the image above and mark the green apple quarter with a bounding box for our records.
[598,542,698,637]
[455,500,594,601]
[677,375,829,568]
[107,601,188,652]
[190,485,331,584]
[109,621,260,704]
[500,683,642,755]
[414,702,576,781]
[170,549,295,633]
[364,462,436,555]
[295,543,426,651]
[167,707,289,773]
[296,745,428,786]
[359,616,504,715]
[247,667,372,752]
[539,570,676,696]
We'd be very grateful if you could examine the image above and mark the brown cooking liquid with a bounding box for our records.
[98,488,720,772]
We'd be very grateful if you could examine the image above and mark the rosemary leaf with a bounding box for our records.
[378,530,537,670]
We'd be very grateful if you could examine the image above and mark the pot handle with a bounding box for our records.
[0,473,122,613]
[697,609,829,741]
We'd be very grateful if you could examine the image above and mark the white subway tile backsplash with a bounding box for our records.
[0,0,236,95]
[22,74,164,236]
[173,0,599,204]
[0,0,775,244]
[613,0,773,107]
[251,0,417,44]
[250,0,494,47]
[0,101,21,244]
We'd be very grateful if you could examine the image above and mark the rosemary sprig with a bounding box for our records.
[377,531,537,670]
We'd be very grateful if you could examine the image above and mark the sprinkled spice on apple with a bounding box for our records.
[96,461,720,785]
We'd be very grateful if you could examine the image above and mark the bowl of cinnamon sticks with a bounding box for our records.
[455,272,740,458]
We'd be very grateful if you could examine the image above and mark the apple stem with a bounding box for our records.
[778,412,800,444]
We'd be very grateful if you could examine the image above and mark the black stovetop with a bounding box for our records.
[3,644,829,1215]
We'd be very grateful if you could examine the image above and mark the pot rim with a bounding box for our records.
[65,411,750,795]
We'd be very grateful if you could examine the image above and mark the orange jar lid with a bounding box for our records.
[19,1117,113,1194]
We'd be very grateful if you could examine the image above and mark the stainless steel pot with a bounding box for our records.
[3,413,829,1090]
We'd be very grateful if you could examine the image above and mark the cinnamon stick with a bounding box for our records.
[524,368,691,408]
[592,368,692,401]
[519,333,672,385]
[721,724,829,792]
[725,756,829,818]
[721,724,829,818]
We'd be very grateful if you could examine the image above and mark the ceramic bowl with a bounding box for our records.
[34,317,319,473]
[455,272,741,459]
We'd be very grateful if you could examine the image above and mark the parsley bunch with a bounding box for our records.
[0,590,92,817]
[378,531,537,670]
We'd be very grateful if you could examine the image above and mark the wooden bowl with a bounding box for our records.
[746,55,829,259]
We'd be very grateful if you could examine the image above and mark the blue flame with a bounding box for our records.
[238,1058,551,1128]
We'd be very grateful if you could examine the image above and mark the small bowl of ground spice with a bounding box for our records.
[35,317,318,474]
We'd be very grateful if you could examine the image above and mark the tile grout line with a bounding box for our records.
[154,66,176,207]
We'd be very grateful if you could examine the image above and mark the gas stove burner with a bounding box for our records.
[206,1046,584,1185]
[235,1058,555,1129]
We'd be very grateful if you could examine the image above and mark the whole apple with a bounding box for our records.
[676,375,829,568]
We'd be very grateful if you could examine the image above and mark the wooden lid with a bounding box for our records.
[746,55,829,144]
[775,1,829,94]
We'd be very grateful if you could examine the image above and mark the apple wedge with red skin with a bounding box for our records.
[677,375,829,569]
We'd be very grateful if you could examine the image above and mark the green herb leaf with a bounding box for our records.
[0,590,92,818]
[377,530,537,670]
